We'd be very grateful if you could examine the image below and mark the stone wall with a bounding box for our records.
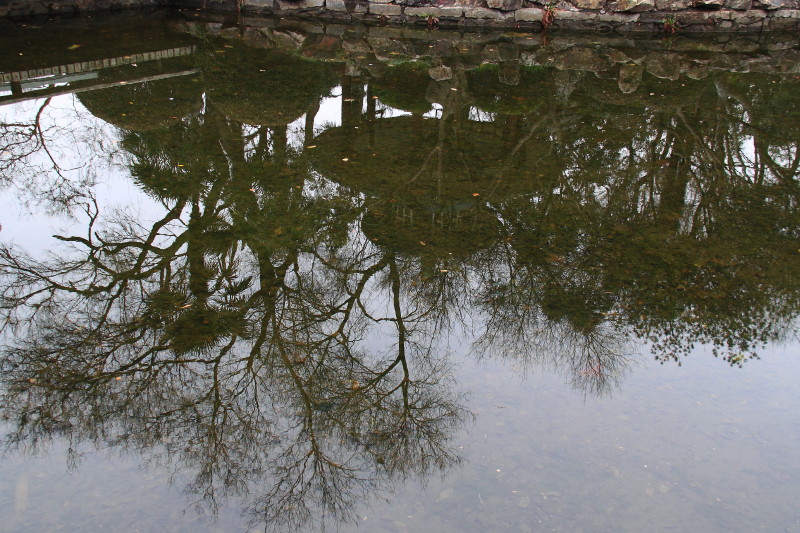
[0,0,166,17]
[1,0,799,32]
[181,14,800,80]
[230,0,800,32]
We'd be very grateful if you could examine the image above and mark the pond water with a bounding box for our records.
[1,10,799,533]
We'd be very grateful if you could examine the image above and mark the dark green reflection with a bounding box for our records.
[2,26,800,532]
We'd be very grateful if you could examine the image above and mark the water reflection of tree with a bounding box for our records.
[417,64,800,369]
[0,57,468,531]
[2,38,800,529]
[0,97,99,210]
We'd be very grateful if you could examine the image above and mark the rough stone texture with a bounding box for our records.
[694,0,723,7]
[405,6,440,16]
[464,5,514,19]
[752,0,792,8]
[675,9,714,22]
[613,0,655,11]
[243,0,275,9]
[276,0,325,9]
[272,29,308,47]
[617,62,644,93]
[428,65,453,80]
[1,0,164,15]
[514,6,544,19]
[3,0,800,32]
[655,0,689,8]
[368,1,402,14]
[368,37,413,59]
[553,47,612,71]
[572,0,604,8]
[685,62,709,79]
[439,6,465,16]
[556,9,595,18]
[608,47,646,63]
[646,52,682,80]
[595,11,640,20]
[487,0,523,9]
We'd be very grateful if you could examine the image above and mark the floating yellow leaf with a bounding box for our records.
[68,44,82,50]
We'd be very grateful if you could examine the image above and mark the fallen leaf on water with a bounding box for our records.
[306,145,317,149]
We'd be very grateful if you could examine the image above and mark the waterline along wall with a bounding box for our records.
[1,0,800,32]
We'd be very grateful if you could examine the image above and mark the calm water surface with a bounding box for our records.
[1,11,799,532]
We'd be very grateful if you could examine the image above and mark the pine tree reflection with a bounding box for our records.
[0,48,468,532]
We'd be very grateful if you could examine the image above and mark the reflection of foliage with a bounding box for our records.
[78,69,203,131]
[204,45,337,126]
[0,98,97,210]
[0,84,467,532]
[468,64,549,115]
[372,61,434,115]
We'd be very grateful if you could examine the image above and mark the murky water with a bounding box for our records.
[1,10,799,533]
